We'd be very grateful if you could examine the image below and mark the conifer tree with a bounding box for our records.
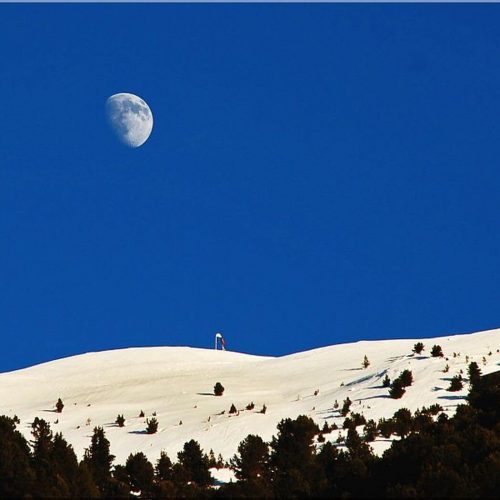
[270,416,320,497]
[83,426,115,493]
[156,451,173,481]
[413,342,424,354]
[382,374,391,387]
[468,361,481,386]
[392,408,412,437]
[51,432,80,496]
[31,417,53,461]
[0,415,35,498]
[125,452,154,493]
[377,418,394,438]
[214,382,225,396]
[362,355,370,369]
[177,439,212,487]
[363,419,378,442]
[230,434,269,482]
[431,344,444,357]
[389,378,406,399]
[399,369,413,387]
[55,398,64,413]
[448,374,464,392]
[146,417,158,434]
[340,397,352,416]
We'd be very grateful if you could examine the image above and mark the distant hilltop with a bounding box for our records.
[0,328,499,465]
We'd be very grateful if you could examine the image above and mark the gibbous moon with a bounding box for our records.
[106,93,153,148]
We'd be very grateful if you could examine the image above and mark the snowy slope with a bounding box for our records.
[1,329,499,467]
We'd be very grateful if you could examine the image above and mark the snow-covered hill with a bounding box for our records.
[1,329,499,468]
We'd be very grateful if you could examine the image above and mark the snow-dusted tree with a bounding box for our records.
[229,404,237,415]
[382,374,391,387]
[115,415,125,427]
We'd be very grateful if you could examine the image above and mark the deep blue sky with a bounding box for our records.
[1,4,500,371]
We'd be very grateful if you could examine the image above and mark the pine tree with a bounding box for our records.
[431,345,444,357]
[214,382,225,396]
[382,374,391,387]
[83,426,115,493]
[468,361,482,386]
[270,416,320,497]
[31,417,53,461]
[363,419,378,442]
[230,434,269,482]
[177,440,213,487]
[51,432,80,497]
[362,355,370,369]
[74,462,99,498]
[55,398,64,413]
[413,342,424,354]
[399,369,413,387]
[448,375,464,392]
[115,414,125,427]
[392,408,412,437]
[229,404,237,414]
[156,451,173,481]
[340,397,352,416]
[377,418,394,438]
[389,378,406,399]
[125,452,154,493]
[146,417,158,434]
[208,449,217,468]
[0,415,35,497]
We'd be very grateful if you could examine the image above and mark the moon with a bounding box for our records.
[106,93,153,148]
